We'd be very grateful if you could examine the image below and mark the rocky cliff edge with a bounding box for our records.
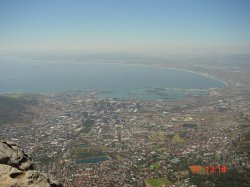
[0,140,62,187]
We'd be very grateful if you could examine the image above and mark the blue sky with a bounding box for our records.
[0,0,250,55]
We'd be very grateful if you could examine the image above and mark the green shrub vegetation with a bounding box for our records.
[145,178,172,187]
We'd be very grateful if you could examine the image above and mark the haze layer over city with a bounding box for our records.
[0,0,250,186]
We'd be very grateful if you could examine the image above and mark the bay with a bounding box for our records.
[0,60,224,100]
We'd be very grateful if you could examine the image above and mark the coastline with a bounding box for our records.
[81,61,228,87]
[0,61,227,95]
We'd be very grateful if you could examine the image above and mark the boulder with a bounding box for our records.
[0,140,62,187]
[0,141,33,171]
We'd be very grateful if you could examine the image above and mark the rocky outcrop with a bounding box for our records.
[0,141,62,187]
[0,141,33,171]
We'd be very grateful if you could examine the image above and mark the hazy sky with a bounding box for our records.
[1,0,250,56]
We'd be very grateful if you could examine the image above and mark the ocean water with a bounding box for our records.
[0,59,224,100]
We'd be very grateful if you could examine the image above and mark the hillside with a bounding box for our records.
[0,94,37,123]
